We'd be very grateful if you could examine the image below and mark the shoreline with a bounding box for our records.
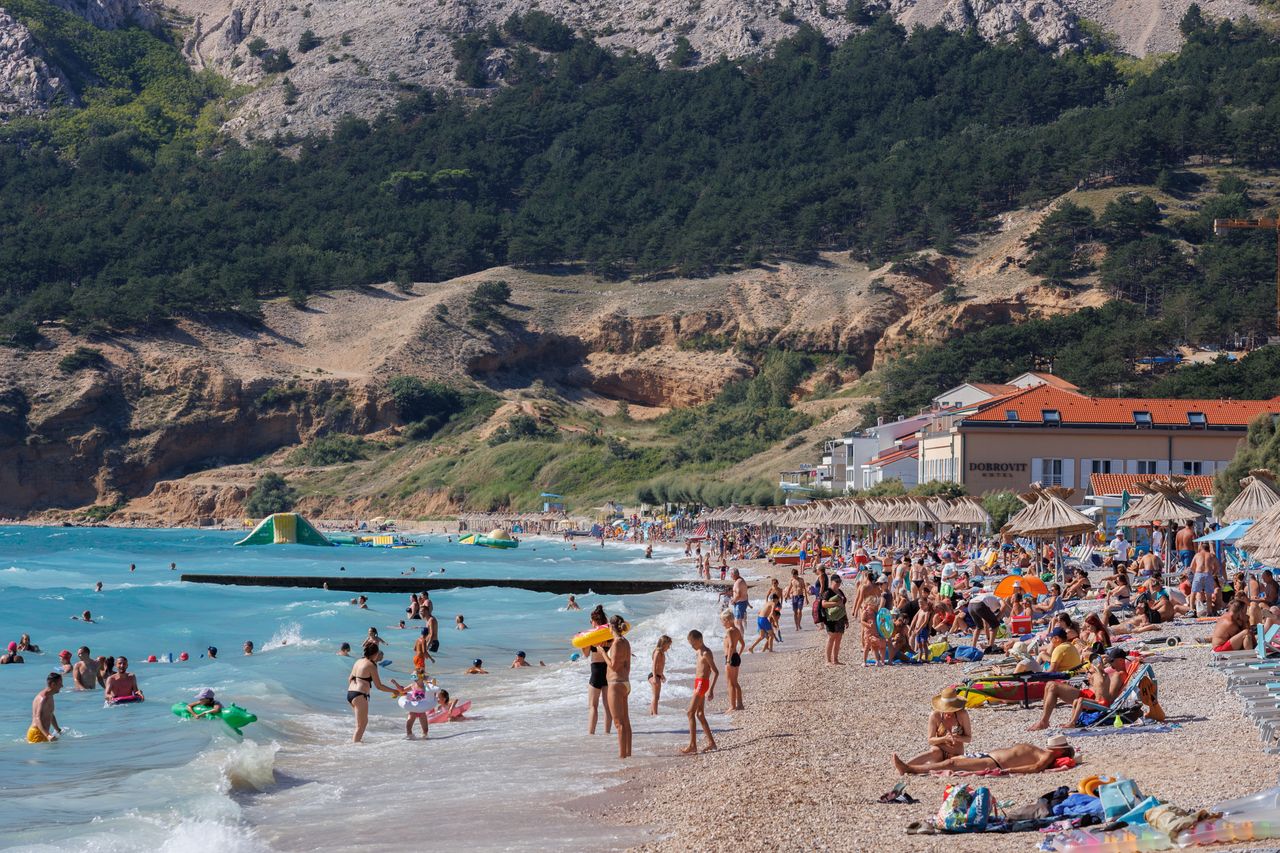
[567,561,1280,851]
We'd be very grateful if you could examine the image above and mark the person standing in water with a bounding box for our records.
[586,606,612,736]
[647,636,672,715]
[103,657,143,704]
[681,629,718,754]
[347,642,397,743]
[603,614,632,759]
[29,672,63,743]
[784,569,807,632]
[720,610,745,711]
[72,647,98,690]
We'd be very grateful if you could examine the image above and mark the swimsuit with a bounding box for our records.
[757,616,772,633]
[728,652,741,668]
[347,673,372,705]
[693,677,710,696]
[790,595,804,611]
[589,661,608,689]
[27,726,49,743]
[968,752,1002,769]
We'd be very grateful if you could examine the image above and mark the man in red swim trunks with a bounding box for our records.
[681,630,719,755]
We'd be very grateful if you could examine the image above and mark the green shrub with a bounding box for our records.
[257,384,308,410]
[298,30,322,52]
[287,434,373,465]
[58,346,106,373]
[244,472,295,517]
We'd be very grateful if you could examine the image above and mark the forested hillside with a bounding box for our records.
[3,10,1280,346]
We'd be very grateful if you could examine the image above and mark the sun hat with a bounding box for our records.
[1009,640,1030,658]
[1047,734,1070,749]
[931,687,966,713]
[6,642,15,652]
[196,687,215,700]
[59,650,71,658]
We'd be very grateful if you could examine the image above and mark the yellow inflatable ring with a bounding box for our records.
[571,622,629,649]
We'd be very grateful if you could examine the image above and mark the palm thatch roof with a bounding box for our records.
[1008,488,1096,536]
[1238,496,1280,563]
[948,496,994,527]
[1222,470,1280,525]
[1117,477,1208,525]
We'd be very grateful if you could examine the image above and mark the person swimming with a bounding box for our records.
[243,641,254,656]
[337,642,351,656]
[206,646,218,660]
[433,689,464,721]
[103,656,143,704]
[465,659,488,674]
[455,615,468,630]
[73,610,93,623]
[186,687,221,718]
[511,651,531,668]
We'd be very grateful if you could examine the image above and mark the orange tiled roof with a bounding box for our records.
[971,383,1016,395]
[868,445,919,467]
[966,384,1280,427]
[1090,473,1215,496]
[1022,372,1080,390]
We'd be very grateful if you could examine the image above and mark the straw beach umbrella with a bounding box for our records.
[1116,477,1208,567]
[1008,487,1095,580]
[1221,470,1280,525]
[1236,498,1280,564]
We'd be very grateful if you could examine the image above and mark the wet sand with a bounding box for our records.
[571,558,1280,851]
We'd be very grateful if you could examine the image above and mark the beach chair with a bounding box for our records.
[1066,543,1097,569]
[1215,625,1280,675]
[1073,664,1162,727]
[956,669,1079,709]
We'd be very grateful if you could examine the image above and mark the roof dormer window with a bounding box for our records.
[1134,411,1152,427]
[1188,411,1206,427]
[1042,409,1061,425]
[1005,410,1019,422]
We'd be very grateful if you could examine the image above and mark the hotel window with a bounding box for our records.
[1136,460,1158,474]
[1188,412,1207,427]
[1005,410,1019,422]
[1091,460,1112,474]
[1183,461,1204,475]
[1133,411,1152,427]
[1041,458,1064,485]
[1042,409,1061,425]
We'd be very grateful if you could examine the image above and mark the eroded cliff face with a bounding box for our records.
[0,9,72,117]
[0,344,395,516]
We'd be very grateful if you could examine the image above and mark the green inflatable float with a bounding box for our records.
[458,528,519,549]
[171,703,258,735]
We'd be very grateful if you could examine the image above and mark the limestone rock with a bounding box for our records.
[0,9,73,117]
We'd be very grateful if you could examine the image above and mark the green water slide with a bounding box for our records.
[234,513,333,546]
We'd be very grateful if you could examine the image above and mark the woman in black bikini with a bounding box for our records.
[586,606,613,735]
[347,642,396,743]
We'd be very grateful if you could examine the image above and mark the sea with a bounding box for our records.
[0,527,727,851]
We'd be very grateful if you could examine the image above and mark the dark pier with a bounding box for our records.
[180,574,728,596]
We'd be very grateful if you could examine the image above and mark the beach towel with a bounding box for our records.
[930,761,1079,779]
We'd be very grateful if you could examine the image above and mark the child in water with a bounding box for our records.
[392,672,432,739]
[433,689,464,721]
[186,687,222,718]
[648,635,672,715]
[465,659,487,674]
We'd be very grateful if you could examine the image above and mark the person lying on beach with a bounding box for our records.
[186,688,223,718]
[511,651,531,668]
[465,659,488,674]
[893,734,1075,775]
[103,657,143,704]
[900,688,972,770]
[1063,570,1091,600]
[28,672,62,743]
[1212,599,1252,652]
[1027,647,1128,731]
[0,642,24,665]
[681,630,718,754]
[648,635,671,715]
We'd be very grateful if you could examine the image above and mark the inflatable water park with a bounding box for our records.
[235,513,420,548]
[458,528,519,549]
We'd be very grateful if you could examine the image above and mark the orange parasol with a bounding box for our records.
[993,575,1048,598]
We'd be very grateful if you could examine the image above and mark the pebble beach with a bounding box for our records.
[574,557,1280,852]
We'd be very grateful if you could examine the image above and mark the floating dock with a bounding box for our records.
[180,574,728,596]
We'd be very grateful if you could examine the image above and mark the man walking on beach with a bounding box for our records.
[681,630,718,754]
[28,672,63,743]
[1176,521,1196,570]
[730,569,749,634]
[1110,531,1131,571]
[1189,543,1218,616]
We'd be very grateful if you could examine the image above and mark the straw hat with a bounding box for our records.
[931,687,966,713]
[1046,734,1070,749]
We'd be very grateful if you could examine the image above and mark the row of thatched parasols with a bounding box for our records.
[699,496,994,529]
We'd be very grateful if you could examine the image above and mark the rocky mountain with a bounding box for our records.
[0,186,1114,523]
[0,0,1262,134]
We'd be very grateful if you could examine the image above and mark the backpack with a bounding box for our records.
[936,784,991,832]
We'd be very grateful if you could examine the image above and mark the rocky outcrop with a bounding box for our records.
[937,0,1078,49]
[0,9,73,117]
[47,0,159,30]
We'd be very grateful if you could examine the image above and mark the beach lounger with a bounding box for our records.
[956,670,1078,709]
[1073,664,1161,728]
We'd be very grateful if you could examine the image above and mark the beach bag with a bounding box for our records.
[928,641,951,662]
[811,596,824,626]
[936,784,991,832]
[953,646,984,662]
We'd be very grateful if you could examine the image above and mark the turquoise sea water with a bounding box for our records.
[0,528,722,851]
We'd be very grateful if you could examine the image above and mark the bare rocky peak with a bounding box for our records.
[47,0,159,29]
[0,9,73,117]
